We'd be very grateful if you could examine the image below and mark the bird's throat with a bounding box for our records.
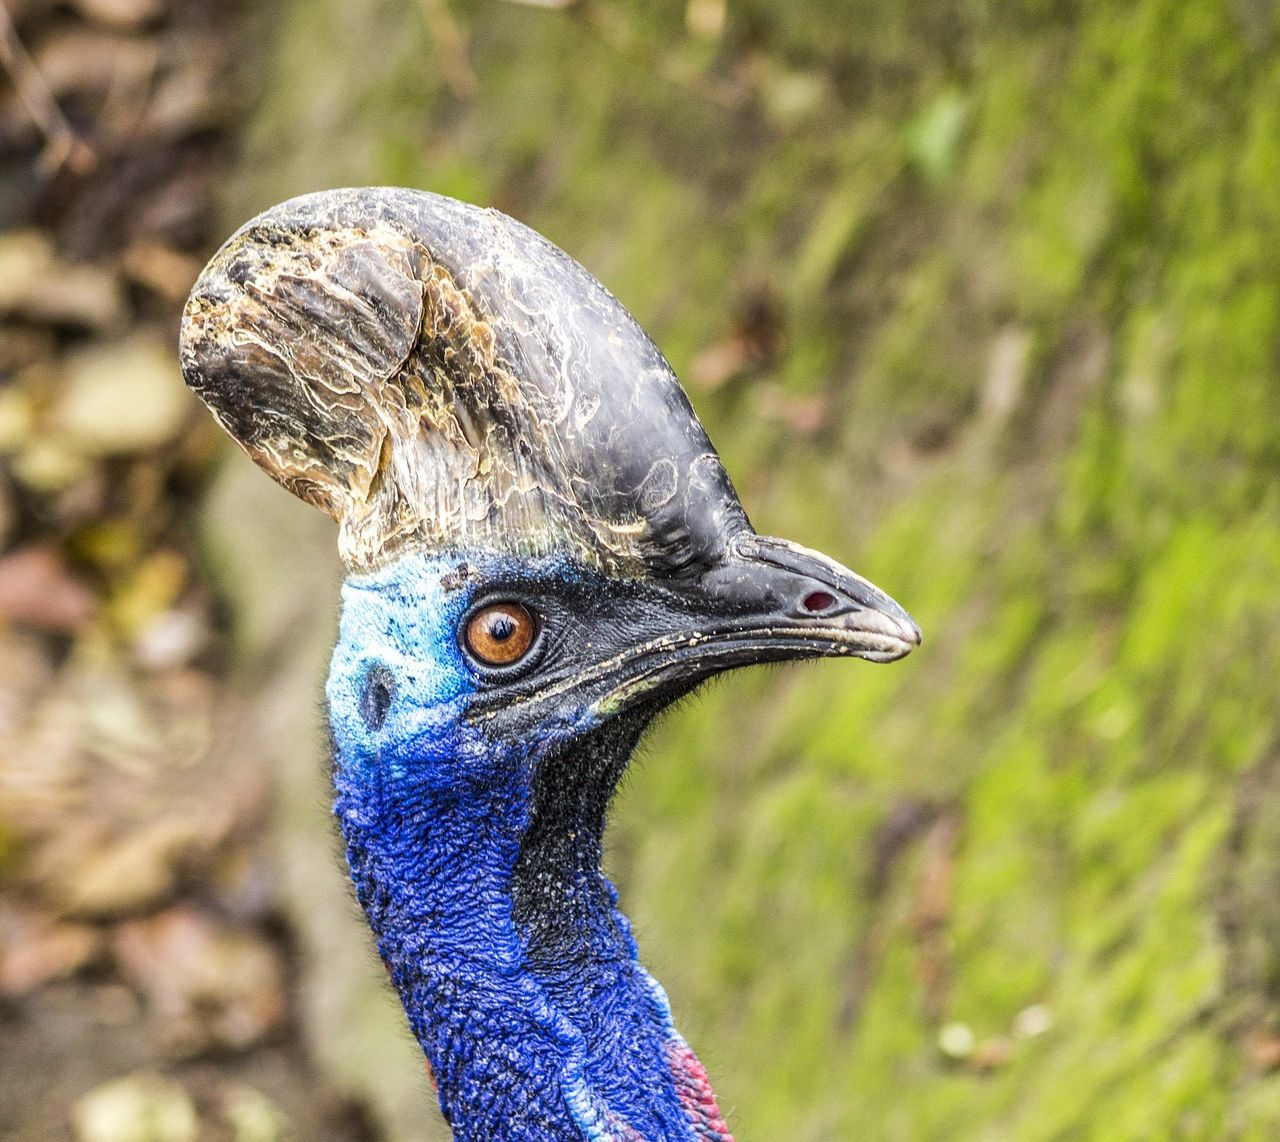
[511,716,642,969]
[332,713,734,1142]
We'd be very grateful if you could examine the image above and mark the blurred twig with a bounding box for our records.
[416,0,478,100]
[0,4,95,175]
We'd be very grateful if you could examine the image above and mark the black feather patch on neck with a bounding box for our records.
[511,708,654,967]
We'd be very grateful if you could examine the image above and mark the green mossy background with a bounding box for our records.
[224,1,1280,1137]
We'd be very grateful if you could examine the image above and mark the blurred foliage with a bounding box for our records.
[226,0,1280,1138]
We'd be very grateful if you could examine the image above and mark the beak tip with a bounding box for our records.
[877,599,921,656]
[835,603,921,663]
[888,619,922,661]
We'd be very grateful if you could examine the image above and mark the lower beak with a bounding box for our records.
[594,531,920,714]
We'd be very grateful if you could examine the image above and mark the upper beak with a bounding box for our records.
[591,531,920,715]
[701,531,921,661]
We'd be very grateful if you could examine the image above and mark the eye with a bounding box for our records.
[360,663,396,730]
[463,602,538,668]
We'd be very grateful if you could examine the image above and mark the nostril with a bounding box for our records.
[801,590,837,614]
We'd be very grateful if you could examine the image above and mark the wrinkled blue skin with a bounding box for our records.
[327,551,701,1141]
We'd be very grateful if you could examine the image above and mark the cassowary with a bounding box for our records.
[180,188,919,1142]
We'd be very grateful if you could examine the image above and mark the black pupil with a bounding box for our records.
[489,615,516,642]
[360,663,396,730]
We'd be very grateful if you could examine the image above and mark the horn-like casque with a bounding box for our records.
[181,188,747,577]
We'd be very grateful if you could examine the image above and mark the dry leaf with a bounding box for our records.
[0,544,97,633]
[56,335,192,456]
[54,815,216,918]
[68,0,168,31]
[73,1073,197,1142]
[0,905,102,994]
[0,231,126,330]
[114,906,286,1056]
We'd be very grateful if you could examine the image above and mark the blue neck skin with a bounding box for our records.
[325,553,716,1142]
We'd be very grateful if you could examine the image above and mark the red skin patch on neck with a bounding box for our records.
[666,1040,736,1141]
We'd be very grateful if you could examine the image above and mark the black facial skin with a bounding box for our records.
[457,538,920,747]
[460,574,696,681]
[459,545,916,979]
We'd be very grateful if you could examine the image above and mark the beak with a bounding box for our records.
[592,531,920,715]
[704,532,921,658]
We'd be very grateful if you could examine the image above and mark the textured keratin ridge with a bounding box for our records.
[180,188,747,576]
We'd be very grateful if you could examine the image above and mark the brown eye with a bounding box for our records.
[463,602,538,667]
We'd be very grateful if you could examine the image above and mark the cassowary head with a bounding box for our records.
[181,188,918,1142]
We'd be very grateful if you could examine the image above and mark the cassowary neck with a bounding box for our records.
[332,714,734,1142]
[511,717,637,969]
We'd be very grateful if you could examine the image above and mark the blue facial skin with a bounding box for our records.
[326,551,700,1142]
